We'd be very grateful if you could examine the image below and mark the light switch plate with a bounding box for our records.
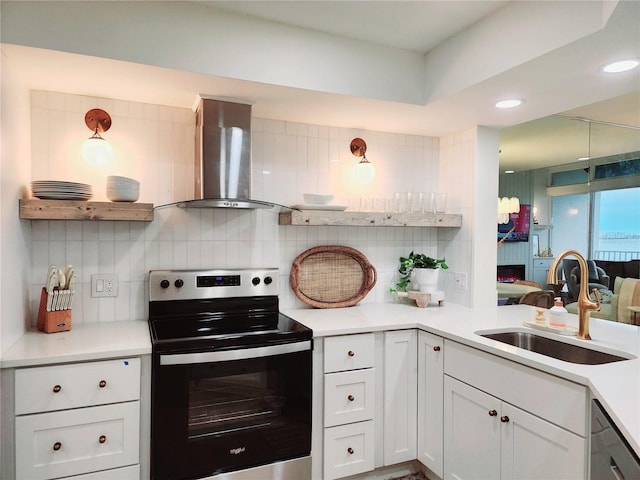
[91,273,118,297]
[454,272,468,290]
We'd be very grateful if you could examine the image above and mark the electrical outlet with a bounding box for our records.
[91,273,119,297]
[454,272,468,290]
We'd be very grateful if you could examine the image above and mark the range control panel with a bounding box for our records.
[149,268,279,301]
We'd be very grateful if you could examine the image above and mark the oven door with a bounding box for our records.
[151,341,312,480]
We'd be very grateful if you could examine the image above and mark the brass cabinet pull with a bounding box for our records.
[99,380,107,388]
[53,442,62,451]
[488,409,498,416]
[433,345,441,352]
[347,350,355,357]
[52,385,62,393]
[501,415,510,423]
[99,435,106,444]
[348,395,355,402]
[347,447,354,454]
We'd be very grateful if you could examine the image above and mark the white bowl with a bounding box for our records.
[107,175,139,188]
[107,189,139,202]
[303,193,334,205]
[107,184,139,202]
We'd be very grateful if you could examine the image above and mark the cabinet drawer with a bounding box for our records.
[444,340,586,436]
[324,368,375,427]
[533,258,554,268]
[66,464,140,479]
[324,333,375,373]
[324,420,375,480]
[15,358,141,415]
[15,401,140,480]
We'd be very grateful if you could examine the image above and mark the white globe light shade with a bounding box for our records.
[355,160,375,184]
[81,137,113,166]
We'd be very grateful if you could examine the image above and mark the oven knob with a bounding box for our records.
[160,279,170,289]
[252,277,261,286]
[264,276,273,285]
[174,279,184,288]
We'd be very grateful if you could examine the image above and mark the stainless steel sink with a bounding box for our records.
[477,331,631,365]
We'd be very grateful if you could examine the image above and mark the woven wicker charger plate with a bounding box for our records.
[290,245,377,308]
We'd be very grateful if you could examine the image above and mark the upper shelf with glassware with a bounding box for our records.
[278,209,462,227]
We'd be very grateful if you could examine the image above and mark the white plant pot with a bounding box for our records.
[414,268,439,293]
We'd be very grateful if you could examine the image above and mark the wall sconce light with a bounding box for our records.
[497,196,520,224]
[81,108,113,166]
[350,137,375,184]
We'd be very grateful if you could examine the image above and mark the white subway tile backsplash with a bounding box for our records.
[27,90,473,326]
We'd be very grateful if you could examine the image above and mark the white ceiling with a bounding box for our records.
[206,1,508,53]
[2,0,639,172]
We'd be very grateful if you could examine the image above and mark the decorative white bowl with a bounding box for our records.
[303,193,334,205]
[107,185,139,202]
[107,175,139,188]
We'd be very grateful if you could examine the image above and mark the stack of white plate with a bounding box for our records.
[107,175,139,202]
[31,181,92,201]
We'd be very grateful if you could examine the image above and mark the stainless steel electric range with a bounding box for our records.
[148,268,313,480]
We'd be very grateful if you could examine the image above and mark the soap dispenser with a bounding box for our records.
[547,297,567,328]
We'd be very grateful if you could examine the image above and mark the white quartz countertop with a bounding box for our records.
[283,301,640,456]
[0,320,151,368]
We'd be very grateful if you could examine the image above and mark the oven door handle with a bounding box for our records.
[159,340,312,365]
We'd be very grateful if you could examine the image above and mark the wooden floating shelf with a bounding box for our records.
[19,199,154,222]
[279,210,462,227]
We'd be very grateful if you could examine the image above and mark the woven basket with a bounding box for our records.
[290,245,377,308]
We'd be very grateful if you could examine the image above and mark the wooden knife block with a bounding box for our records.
[37,287,72,333]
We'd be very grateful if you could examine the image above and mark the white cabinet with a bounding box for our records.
[444,376,585,480]
[323,419,375,479]
[443,341,587,480]
[323,333,376,480]
[324,369,376,427]
[444,376,500,479]
[10,358,142,480]
[417,330,443,477]
[533,257,554,285]
[383,329,417,466]
[14,358,141,414]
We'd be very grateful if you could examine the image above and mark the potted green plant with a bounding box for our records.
[392,251,448,294]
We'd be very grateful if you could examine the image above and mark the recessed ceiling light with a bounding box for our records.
[602,59,639,73]
[495,99,524,109]
[504,170,515,174]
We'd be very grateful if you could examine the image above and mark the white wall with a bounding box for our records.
[552,194,590,257]
[17,90,473,329]
[0,49,32,354]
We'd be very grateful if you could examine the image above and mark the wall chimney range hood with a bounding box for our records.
[177,96,286,210]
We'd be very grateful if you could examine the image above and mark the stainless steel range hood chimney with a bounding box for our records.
[178,96,283,210]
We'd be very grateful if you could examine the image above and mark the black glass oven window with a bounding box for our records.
[188,371,282,438]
